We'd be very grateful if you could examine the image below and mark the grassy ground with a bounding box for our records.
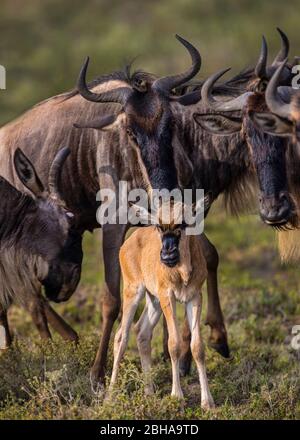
[0,203,300,420]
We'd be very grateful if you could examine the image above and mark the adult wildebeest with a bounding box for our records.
[248,59,300,262]
[0,147,80,348]
[76,30,297,376]
[192,30,296,227]
[250,59,300,143]
[0,36,214,383]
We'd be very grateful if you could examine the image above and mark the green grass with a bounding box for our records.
[1,203,300,419]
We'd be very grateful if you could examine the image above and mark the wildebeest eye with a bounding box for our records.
[66,212,74,219]
[133,78,147,92]
[126,127,136,140]
[257,79,268,93]
[174,228,181,238]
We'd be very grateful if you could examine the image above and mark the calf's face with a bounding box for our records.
[158,225,182,267]
[14,147,83,303]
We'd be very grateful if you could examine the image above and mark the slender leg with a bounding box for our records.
[108,286,144,395]
[91,224,128,384]
[162,317,170,361]
[186,294,215,410]
[43,302,78,342]
[135,293,162,395]
[159,291,183,399]
[180,233,229,377]
[25,297,52,340]
[201,234,229,358]
[0,305,12,350]
[179,311,193,376]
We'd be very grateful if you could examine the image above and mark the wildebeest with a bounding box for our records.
[0,30,294,382]
[109,200,215,410]
[250,59,300,142]
[75,35,235,373]
[192,29,296,227]
[0,35,212,382]
[247,60,300,262]
[0,147,80,348]
[76,30,298,375]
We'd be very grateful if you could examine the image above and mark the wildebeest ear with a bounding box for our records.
[14,148,45,197]
[249,111,293,136]
[173,90,201,106]
[194,113,242,135]
[128,202,157,225]
[73,113,125,131]
[192,191,213,215]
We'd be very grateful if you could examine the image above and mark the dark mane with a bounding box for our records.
[176,66,254,97]
[0,176,35,244]
[36,62,157,106]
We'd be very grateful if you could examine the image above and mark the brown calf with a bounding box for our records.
[108,202,214,409]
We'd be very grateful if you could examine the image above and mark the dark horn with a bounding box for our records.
[272,28,290,65]
[201,68,252,111]
[77,56,131,105]
[265,58,292,118]
[48,147,71,199]
[153,35,201,94]
[255,36,268,79]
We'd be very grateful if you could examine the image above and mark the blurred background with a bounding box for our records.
[1,0,300,124]
[0,0,300,420]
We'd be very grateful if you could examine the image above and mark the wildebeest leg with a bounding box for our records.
[199,234,229,357]
[91,223,128,384]
[135,292,162,395]
[162,317,170,361]
[179,234,230,376]
[0,305,12,349]
[179,311,192,376]
[25,296,52,340]
[43,302,78,342]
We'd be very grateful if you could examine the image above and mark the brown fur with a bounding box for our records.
[108,203,214,408]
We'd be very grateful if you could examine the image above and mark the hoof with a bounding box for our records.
[209,340,230,359]
[89,370,106,395]
[144,383,155,396]
[201,398,215,411]
[171,390,184,400]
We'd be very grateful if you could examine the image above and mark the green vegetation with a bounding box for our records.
[0,0,300,420]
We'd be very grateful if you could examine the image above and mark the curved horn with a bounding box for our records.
[77,57,132,105]
[48,147,71,199]
[265,58,292,118]
[201,68,252,111]
[153,35,201,94]
[272,28,290,65]
[255,36,268,79]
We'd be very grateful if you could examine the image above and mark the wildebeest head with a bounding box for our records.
[194,29,297,228]
[13,147,83,302]
[75,35,202,192]
[250,59,300,144]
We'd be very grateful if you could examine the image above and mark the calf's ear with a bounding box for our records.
[194,112,242,135]
[14,148,45,197]
[249,111,293,136]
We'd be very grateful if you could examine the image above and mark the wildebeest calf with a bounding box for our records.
[0,147,81,349]
[109,201,214,410]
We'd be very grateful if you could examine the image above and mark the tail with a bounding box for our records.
[277,229,300,262]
